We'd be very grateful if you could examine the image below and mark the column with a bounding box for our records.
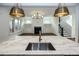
[75,4,79,43]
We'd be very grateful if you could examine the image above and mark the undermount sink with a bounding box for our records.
[25,42,56,50]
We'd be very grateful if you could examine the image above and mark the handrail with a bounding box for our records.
[59,24,64,36]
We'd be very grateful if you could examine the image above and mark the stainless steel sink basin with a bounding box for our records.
[25,43,56,50]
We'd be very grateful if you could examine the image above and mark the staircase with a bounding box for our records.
[59,15,72,37]
[63,28,71,37]
[59,25,71,37]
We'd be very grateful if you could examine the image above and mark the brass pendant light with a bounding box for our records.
[9,4,25,17]
[54,3,69,17]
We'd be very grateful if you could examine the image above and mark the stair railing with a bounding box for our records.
[59,17,64,36]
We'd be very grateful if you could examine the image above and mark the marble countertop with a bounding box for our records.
[0,36,79,55]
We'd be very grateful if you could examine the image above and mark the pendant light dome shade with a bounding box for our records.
[9,6,25,17]
[54,6,69,17]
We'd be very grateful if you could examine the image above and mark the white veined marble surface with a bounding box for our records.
[0,36,79,55]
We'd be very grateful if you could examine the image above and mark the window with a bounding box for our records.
[43,17,51,24]
[9,18,22,33]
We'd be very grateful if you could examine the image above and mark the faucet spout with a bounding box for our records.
[39,31,42,42]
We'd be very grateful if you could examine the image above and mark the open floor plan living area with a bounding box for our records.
[0,3,79,56]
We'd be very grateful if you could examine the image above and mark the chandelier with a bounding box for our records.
[32,12,43,19]
[9,3,25,18]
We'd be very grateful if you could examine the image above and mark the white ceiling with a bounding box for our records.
[0,3,76,17]
[0,3,77,6]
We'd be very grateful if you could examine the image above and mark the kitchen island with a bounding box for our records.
[0,36,79,56]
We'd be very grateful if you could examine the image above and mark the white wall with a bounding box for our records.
[0,6,10,43]
[68,6,76,38]
[22,16,59,35]
[50,17,59,35]
[75,4,79,43]
[22,24,33,33]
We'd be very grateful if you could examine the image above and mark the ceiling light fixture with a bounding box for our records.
[32,12,43,19]
[9,3,25,18]
[54,3,69,17]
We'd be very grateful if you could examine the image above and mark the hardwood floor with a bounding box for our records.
[19,33,57,36]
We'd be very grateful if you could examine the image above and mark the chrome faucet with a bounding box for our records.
[39,31,42,42]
